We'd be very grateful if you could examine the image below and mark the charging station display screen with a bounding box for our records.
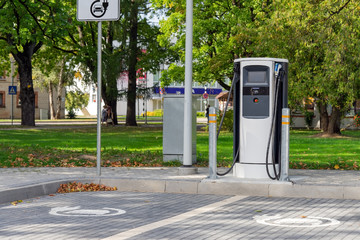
[248,71,267,83]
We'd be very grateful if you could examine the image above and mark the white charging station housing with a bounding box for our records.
[233,58,288,179]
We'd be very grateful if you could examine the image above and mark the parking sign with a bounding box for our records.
[77,0,120,21]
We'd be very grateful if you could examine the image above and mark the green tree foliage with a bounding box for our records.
[56,0,168,126]
[0,1,71,126]
[65,90,89,119]
[154,0,360,134]
[33,51,75,120]
[264,0,360,134]
[120,0,170,126]
[56,18,123,124]
[152,0,273,88]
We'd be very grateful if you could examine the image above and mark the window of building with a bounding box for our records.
[16,92,38,108]
[153,71,160,84]
[0,91,5,107]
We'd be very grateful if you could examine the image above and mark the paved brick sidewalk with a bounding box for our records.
[0,192,359,240]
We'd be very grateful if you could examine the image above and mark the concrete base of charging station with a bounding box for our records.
[233,163,279,179]
[177,166,198,176]
[2,175,360,205]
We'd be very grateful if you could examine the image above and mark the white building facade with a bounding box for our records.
[76,70,223,117]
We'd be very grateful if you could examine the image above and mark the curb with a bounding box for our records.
[0,180,73,204]
[2,178,360,204]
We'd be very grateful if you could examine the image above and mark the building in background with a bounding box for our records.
[0,69,62,120]
[75,69,223,117]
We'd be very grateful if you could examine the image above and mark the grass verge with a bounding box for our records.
[0,126,359,170]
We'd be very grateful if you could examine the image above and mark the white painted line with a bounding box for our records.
[102,195,247,240]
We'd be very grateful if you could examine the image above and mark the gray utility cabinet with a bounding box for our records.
[163,95,197,163]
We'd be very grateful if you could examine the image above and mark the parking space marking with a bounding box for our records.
[49,206,126,217]
[102,195,247,240]
[254,214,340,228]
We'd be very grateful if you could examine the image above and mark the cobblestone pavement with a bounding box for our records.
[0,192,359,240]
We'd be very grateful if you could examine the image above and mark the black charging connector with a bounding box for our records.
[265,68,285,180]
[103,1,109,11]
[216,62,240,176]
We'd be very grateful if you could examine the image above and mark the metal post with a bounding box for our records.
[208,107,218,179]
[183,0,193,167]
[145,72,148,125]
[10,56,14,126]
[280,108,290,181]
[96,21,102,177]
[137,98,139,119]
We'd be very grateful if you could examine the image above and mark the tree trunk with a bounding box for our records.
[17,54,35,126]
[102,23,119,125]
[55,83,64,119]
[317,101,329,132]
[327,106,341,134]
[55,58,66,119]
[12,41,42,126]
[48,81,55,120]
[101,80,118,125]
[126,0,138,126]
[110,100,118,125]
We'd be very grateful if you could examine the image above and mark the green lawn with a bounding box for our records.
[289,130,360,170]
[0,126,166,167]
[0,126,359,169]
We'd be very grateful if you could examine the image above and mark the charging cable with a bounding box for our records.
[216,63,240,176]
[265,65,285,180]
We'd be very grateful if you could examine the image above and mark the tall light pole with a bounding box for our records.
[180,0,197,174]
[10,55,15,126]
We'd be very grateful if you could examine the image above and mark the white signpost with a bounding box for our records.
[77,0,120,22]
[77,0,120,176]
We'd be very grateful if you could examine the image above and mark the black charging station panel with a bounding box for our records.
[242,65,270,119]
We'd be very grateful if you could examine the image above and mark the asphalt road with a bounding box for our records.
[0,191,359,240]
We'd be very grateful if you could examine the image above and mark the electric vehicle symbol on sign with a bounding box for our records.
[90,0,109,18]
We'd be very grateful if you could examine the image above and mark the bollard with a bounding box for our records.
[208,107,218,179]
[280,108,290,181]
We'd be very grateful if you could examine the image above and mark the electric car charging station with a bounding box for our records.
[214,58,289,180]
[232,58,289,180]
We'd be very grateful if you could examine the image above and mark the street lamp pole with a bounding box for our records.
[181,0,196,172]
[10,56,15,126]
